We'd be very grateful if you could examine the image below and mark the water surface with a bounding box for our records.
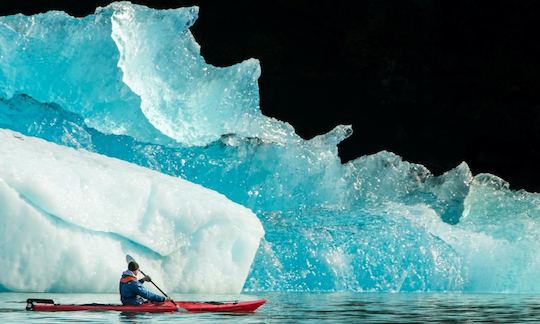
[3,292,540,323]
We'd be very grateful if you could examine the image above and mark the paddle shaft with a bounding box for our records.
[138,268,169,299]
[126,255,182,311]
[139,268,183,310]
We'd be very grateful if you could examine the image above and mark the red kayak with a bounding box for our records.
[26,298,266,313]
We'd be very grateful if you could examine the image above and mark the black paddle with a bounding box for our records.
[125,255,185,312]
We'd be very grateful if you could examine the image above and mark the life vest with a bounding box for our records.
[120,275,138,283]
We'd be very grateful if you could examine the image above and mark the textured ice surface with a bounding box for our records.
[0,2,297,146]
[2,2,540,293]
[0,129,263,293]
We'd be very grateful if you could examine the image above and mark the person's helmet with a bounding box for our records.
[128,261,139,271]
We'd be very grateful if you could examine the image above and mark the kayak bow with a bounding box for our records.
[26,298,266,313]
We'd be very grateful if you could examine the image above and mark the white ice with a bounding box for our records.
[0,129,264,293]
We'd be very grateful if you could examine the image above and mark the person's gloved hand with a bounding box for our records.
[142,275,152,282]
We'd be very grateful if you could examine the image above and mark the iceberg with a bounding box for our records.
[0,129,264,293]
[2,2,540,293]
[0,1,297,146]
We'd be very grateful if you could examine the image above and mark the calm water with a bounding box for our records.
[3,292,540,323]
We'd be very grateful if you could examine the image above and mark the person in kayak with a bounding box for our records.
[119,261,167,305]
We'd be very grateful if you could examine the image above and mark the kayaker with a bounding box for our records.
[119,261,168,305]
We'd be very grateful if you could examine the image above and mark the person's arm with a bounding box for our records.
[132,281,166,302]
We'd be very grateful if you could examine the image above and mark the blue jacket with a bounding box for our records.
[119,270,166,305]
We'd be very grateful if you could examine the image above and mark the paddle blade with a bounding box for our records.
[126,254,136,264]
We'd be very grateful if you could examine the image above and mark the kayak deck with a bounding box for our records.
[176,299,265,312]
[26,298,266,313]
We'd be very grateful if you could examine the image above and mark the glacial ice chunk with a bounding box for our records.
[2,2,540,294]
[0,1,298,146]
[0,129,264,293]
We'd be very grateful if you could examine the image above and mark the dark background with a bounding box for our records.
[1,1,539,191]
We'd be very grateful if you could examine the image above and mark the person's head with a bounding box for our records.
[128,261,139,275]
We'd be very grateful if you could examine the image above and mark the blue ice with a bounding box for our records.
[2,2,540,293]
